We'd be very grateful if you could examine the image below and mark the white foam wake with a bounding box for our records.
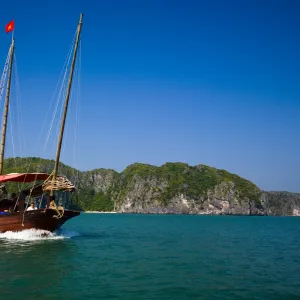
[0,228,80,241]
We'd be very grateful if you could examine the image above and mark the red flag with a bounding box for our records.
[5,20,14,33]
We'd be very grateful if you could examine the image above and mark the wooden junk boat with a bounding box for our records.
[0,14,84,232]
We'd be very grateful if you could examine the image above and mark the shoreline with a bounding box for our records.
[84,211,117,214]
[82,211,299,216]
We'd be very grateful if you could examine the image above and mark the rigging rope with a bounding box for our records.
[8,106,16,164]
[0,49,10,105]
[42,174,75,192]
[43,30,77,153]
[13,54,26,155]
[44,45,74,151]
[49,200,65,219]
[8,55,19,167]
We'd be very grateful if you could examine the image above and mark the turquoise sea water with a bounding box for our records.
[0,214,300,300]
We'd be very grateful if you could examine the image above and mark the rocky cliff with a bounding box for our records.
[76,162,300,216]
[261,192,300,216]
[3,157,300,216]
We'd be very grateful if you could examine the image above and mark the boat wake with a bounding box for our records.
[0,228,80,241]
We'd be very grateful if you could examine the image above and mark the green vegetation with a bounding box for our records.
[118,162,261,205]
[2,157,263,212]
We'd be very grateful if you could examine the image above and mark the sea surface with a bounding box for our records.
[0,214,300,300]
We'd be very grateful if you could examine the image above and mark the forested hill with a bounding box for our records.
[3,157,300,216]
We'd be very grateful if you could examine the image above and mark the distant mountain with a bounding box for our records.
[3,157,300,216]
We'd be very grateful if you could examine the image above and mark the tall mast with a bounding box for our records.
[51,14,83,196]
[0,39,15,175]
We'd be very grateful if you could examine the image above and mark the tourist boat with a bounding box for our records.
[0,14,83,232]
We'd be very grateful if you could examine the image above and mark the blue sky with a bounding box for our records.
[0,0,299,192]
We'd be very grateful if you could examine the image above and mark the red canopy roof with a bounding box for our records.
[0,173,51,183]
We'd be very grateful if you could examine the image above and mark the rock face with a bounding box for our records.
[261,192,300,216]
[113,180,262,215]
[80,169,117,194]
[76,162,300,216]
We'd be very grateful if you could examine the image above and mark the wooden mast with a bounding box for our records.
[50,14,83,198]
[0,39,15,175]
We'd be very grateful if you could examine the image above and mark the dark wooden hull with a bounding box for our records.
[0,209,80,233]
